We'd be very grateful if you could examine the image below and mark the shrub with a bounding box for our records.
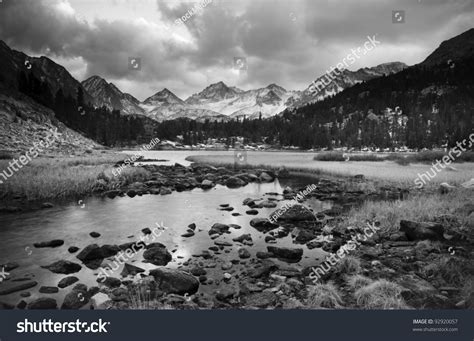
[306,283,343,308]
[354,279,407,309]
[346,274,373,291]
[313,152,345,161]
[335,256,361,276]
[420,257,472,287]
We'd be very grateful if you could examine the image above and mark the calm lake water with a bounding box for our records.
[0,151,332,305]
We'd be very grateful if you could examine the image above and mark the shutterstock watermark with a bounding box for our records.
[414,134,474,188]
[97,222,168,283]
[0,266,9,282]
[17,319,110,334]
[269,184,317,224]
[309,221,381,284]
[308,35,381,94]
[163,0,212,30]
[113,138,160,177]
[0,128,60,184]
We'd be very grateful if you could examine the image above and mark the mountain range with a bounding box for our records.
[0,37,407,123]
[81,62,406,122]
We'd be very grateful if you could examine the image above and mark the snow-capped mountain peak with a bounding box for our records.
[143,88,184,106]
[185,81,239,104]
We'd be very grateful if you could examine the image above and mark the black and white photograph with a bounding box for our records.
[0,0,473,334]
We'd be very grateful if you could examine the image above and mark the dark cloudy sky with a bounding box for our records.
[0,0,473,100]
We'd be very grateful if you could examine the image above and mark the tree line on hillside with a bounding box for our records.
[17,71,155,146]
[15,57,474,150]
[155,58,474,150]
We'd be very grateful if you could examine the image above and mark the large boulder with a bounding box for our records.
[149,268,199,295]
[400,220,444,241]
[396,273,438,307]
[267,246,303,262]
[249,218,279,232]
[143,245,172,266]
[77,244,104,262]
[209,223,230,236]
[90,292,113,309]
[61,284,89,309]
[270,205,316,222]
[76,244,120,264]
[100,245,120,258]
[259,172,274,182]
[225,177,247,188]
[201,179,215,189]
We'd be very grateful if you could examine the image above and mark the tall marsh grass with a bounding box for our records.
[0,154,150,202]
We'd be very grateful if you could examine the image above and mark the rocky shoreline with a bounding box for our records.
[1,163,472,310]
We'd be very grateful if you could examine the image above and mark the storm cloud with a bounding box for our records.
[0,0,473,100]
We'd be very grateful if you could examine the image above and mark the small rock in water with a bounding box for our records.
[127,190,137,198]
[58,276,79,289]
[97,277,121,288]
[34,240,64,248]
[265,236,277,243]
[27,298,58,310]
[39,286,59,294]
[68,246,79,253]
[142,228,152,235]
[221,262,233,270]
[89,232,101,238]
[42,261,82,274]
[0,281,38,295]
[246,209,259,215]
[238,248,251,259]
[209,223,230,236]
[190,267,207,276]
[233,234,252,243]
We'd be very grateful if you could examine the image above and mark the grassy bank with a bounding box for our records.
[341,188,473,238]
[0,152,151,203]
[306,189,474,309]
[186,153,474,186]
[313,150,474,163]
